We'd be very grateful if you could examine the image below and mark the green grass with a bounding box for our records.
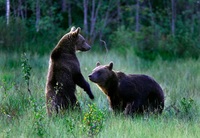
[0,49,200,138]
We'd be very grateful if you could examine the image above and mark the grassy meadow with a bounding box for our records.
[0,49,200,138]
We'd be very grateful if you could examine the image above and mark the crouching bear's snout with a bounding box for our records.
[88,74,95,82]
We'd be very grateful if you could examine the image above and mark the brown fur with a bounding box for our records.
[89,62,164,116]
[45,27,94,116]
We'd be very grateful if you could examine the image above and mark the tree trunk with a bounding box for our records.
[171,0,176,36]
[190,1,195,35]
[18,0,24,19]
[6,0,10,26]
[117,0,122,26]
[148,0,155,27]
[83,0,88,36]
[62,0,67,12]
[135,0,140,32]
[36,0,40,32]
[99,0,113,40]
[67,1,72,27]
[90,0,101,43]
[90,0,95,37]
[24,1,27,19]
[148,0,158,37]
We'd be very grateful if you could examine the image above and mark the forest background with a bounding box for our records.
[1,0,200,59]
[0,0,200,137]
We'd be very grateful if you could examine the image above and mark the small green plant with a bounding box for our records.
[178,97,197,120]
[0,79,14,117]
[21,53,45,137]
[180,97,194,114]
[65,118,76,138]
[32,103,46,137]
[21,53,32,96]
[166,97,197,120]
[83,103,105,137]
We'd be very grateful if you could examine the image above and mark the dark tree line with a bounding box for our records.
[1,0,200,58]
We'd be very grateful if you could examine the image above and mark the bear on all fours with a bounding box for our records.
[45,27,94,116]
[89,62,164,116]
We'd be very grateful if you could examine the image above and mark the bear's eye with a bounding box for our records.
[82,40,85,44]
[97,71,102,76]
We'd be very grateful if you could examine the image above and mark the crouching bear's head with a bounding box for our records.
[88,62,114,86]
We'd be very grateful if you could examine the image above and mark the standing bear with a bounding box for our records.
[45,27,94,116]
[89,62,164,115]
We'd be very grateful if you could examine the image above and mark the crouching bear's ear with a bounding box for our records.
[96,62,101,66]
[108,62,113,70]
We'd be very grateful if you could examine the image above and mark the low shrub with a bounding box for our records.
[83,103,106,137]
[0,17,27,48]
[109,26,135,56]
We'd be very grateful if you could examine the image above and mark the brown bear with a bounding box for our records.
[45,27,94,116]
[88,62,164,116]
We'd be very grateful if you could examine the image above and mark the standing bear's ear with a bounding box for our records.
[74,27,81,34]
[108,62,113,70]
[96,62,101,66]
[71,27,81,37]
[70,26,76,32]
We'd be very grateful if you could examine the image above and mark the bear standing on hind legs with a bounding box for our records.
[45,27,94,116]
[89,62,164,116]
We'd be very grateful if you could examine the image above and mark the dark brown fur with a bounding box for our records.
[45,27,94,116]
[89,62,164,116]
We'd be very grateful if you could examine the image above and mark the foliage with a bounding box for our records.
[0,17,27,48]
[31,97,46,137]
[130,26,200,60]
[109,26,135,56]
[21,53,46,137]
[165,97,198,122]
[0,51,200,137]
[65,118,76,138]
[0,78,30,119]
[134,27,159,60]
[1,0,200,59]
[178,97,197,120]
[21,53,32,95]
[0,79,15,118]
[180,97,194,114]
[83,103,106,137]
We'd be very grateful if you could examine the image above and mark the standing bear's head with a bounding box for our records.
[70,27,91,51]
[56,26,91,52]
[88,62,114,86]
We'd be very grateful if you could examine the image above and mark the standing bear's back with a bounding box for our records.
[45,27,94,116]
